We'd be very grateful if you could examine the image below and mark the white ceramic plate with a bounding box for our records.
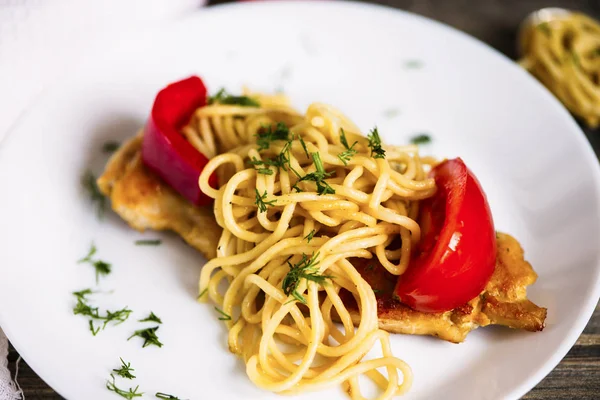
[1,2,599,399]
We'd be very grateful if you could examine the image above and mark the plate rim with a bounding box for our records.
[0,1,599,399]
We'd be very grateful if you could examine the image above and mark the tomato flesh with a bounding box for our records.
[394,158,496,313]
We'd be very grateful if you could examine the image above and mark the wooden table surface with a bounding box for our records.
[7,0,600,398]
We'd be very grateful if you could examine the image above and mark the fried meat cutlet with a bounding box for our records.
[98,135,546,342]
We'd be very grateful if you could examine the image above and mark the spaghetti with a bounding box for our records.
[190,93,436,399]
[520,11,600,127]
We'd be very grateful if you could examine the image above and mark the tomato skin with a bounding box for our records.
[394,158,496,313]
[141,76,217,206]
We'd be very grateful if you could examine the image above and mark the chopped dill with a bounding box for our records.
[128,326,163,348]
[72,292,132,336]
[135,239,162,246]
[383,108,401,118]
[337,128,358,165]
[106,374,143,399]
[197,287,208,300]
[112,358,136,380]
[367,127,386,159]
[102,141,120,154]
[299,152,335,195]
[303,229,316,243]
[282,252,333,304]
[214,307,232,321]
[139,312,162,324]
[208,88,260,107]
[410,134,432,145]
[81,170,106,218]
[72,288,93,300]
[537,22,551,37]
[78,243,112,283]
[255,189,277,213]
[155,393,184,400]
[298,135,310,158]
[404,59,424,69]
[256,122,290,151]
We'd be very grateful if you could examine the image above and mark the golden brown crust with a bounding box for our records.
[97,134,222,260]
[99,135,546,343]
[344,233,547,343]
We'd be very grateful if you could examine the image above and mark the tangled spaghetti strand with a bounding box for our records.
[191,93,436,399]
[520,12,600,127]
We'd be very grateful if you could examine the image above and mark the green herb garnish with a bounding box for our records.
[93,261,111,281]
[282,252,332,304]
[255,189,277,213]
[139,312,162,324]
[570,51,582,67]
[73,293,132,335]
[78,243,112,283]
[298,135,310,158]
[73,288,93,300]
[214,307,232,321]
[410,134,432,145]
[367,127,386,159]
[383,108,401,118]
[208,88,260,107]
[82,170,106,218]
[135,239,162,246]
[128,326,163,348]
[113,358,136,380]
[106,374,143,399]
[303,229,316,243]
[256,122,290,151]
[103,141,121,154]
[197,287,208,300]
[404,59,424,69]
[537,22,551,37]
[337,128,358,165]
[89,320,101,336]
[276,139,301,177]
[155,393,183,400]
[299,152,335,195]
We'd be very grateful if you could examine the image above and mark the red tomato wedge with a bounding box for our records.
[141,76,216,206]
[394,158,496,313]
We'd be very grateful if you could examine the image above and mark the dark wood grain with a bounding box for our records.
[7,0,600,398]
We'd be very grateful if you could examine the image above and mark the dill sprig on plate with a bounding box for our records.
[106,374,143,399]
[128,326,163,348]
[72,290,132,336]
[112,358,136,380]
[155,393,184,400]
[410,134,432,145]
[78,243,112,283]
[102,141,120,154]
[139,312,162,324]
[134,239,162,246]
[81,170,106,218]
